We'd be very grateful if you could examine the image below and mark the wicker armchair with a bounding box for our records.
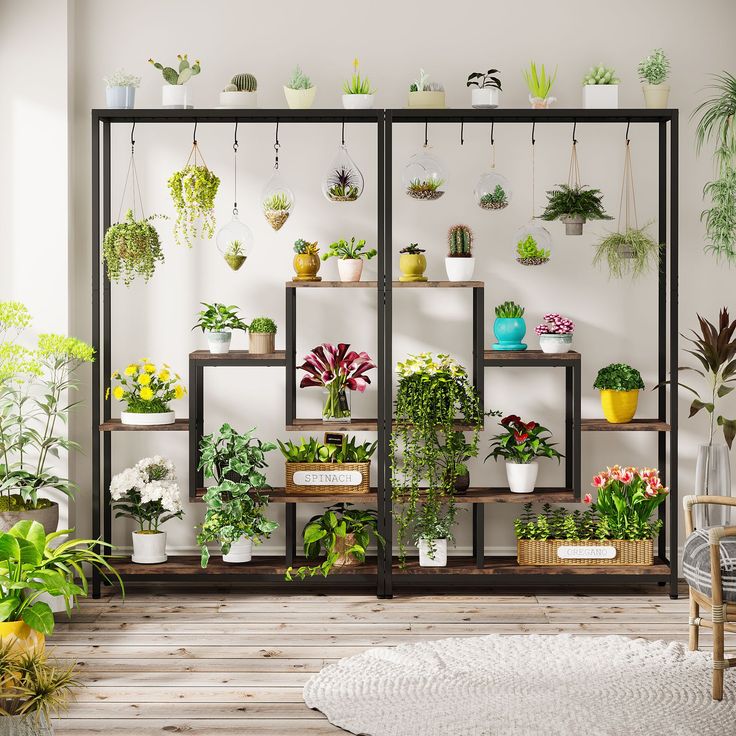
[682,494,736,700]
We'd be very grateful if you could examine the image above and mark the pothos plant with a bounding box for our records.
[102,209,166,285]
[390,353,482,564]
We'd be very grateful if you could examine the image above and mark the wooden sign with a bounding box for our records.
[556,545,617,560]
[293,469,363,486]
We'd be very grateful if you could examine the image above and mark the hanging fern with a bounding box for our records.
[102,209,165,285]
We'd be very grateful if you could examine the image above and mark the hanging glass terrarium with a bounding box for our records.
[475,125,511,210]
[402,146,447,201]
[261,123,295,231]
[322,144,364,203]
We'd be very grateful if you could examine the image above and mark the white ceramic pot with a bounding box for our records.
[284,86,316,109]
[106,86,136,109]
[407,90,446,108]
[471,88,500,109]
[445,257,475,281]
[506,461,539,494]
[223,536,253,563]
[582,85,618,109]
[132,530,167,564]
[642,83,670,109]
[342,93,374,109]
[120,410,175,426]
[539,333,574,353]
[249,332,275,354]
[207,331,232,354]
[219,90,257,108]
[162,84,190,108]
[418,538,448,567]
[337,258,364,282]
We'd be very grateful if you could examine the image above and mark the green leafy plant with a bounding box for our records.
[102,209,166,286]
[593,363,645,392]
[637,48,669,85]
[495,301,524,318]
[342,58,374,95]
[167,162,220,248]
[277,435,377,464]
[248,317,277,335]
[412,499,458,559]
[438,430,476,482]
[400,243,425,255]
[286,503,384,580]
[592,226,662,279]
[223,73,257,92]
[516,235,550,265]
[467,69,502,90]
[326,167,360,202]
[523,61,557,99]
[485,414,563,465]
[286,65,313,90]
[322,237,377,261]
[515,503,599,541]
[293,239,319,256]
[149,54,201,85]
[406,177,445,200]
[479,185,508,210]
[223,240,247,271]
[447,225,473,257]
[541,184,612,223]
[582,64,619,85]
[701,168,736,261]
[196,424,278,567]
[193,302,248,333]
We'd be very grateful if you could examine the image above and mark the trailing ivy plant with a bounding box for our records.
[592,225,662,279]
[102,209,165,285]
[168,162,220,248]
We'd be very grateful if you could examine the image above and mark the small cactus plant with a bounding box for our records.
[447,225,473,257]
[582,64,619,86]
[230,73,257,92]
[149,54,201,85]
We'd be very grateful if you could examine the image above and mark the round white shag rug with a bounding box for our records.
[303,634,736,736]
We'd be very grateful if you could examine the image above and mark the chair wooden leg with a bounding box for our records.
[689,593,700,651]
[713,618,725,701]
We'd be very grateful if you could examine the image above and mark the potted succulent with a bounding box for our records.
[414,499,458,567]
[109,456,183,564]
[193,302,248,354]
[149,53,200,108]
[103,68,141,109]
[593,363,645,424]
[445,224,474,281]
[284,65,316,109]
[516,234,550,266]
[342,58,375,109]
[398,243,427,282]
[292,239,321,281]
[593,225,662,279]
[286,503,383,580]
[103,209,166,285]
[439,431,477,494]
[523,61,557,109]
[638,48,670,109]
[197,424,278,566]
[407,69,446,108]
[248,317,277,355]
[298,343,375,422]
[492,301,527,351]
[168,152,220,248]
[322,237,377,282]
[262,192,292,231]
[541,184,612,235]
[467,68,502,108]
[485,414,562,494]
[219,73,258,108]
[535,313,575,353]
[222,240,247,271]
[109,360,186,426]
[581,64,620,108]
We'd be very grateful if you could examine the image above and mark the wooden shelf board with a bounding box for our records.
[456,488,576,503]
[286,281,377,288]
[393,280,483,288]
[484,349,581,364]
[189,350,285,364]
[581,418,671,432]
[287,418,378,431]
[99,419,189,432]
[194,487,378,503]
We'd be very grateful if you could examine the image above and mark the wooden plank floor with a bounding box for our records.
[49,583,717,735]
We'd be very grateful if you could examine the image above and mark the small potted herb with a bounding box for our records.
[492,301,527,351]
[540,184,612,235]
[284,65,316,109]
[478,183,509,210]
[248,316,277,355]
[342,58,375,109]
[149,53,200,108]
[414,500,458,567]
[445,224,474,281]
[535,313,575,353]
[398,243,427,282]
[582,64,619,109]
[220,72,258,108]
[102,209,165,285]
[407,68,446,108]
[193,302,248,354]
[467,68,502,109]
[322,237,377,282]
[222,239,247,271]
[593,226,662,279]
[593,363,645,424]
[103,68,141,109]
[485,414,562,494]
[523,61,557,109]
[293,239,321,281]
[638,48,670,109]
[516,234,550,266]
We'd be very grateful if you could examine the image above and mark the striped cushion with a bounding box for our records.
[683,528,736,602]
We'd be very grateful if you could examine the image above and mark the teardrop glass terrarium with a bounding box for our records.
[216,214,254,271]
[513,220,552,266]
[475,171,512,211]
[322,145,364,203]
[261,170,295,231]
[402,146,448,201]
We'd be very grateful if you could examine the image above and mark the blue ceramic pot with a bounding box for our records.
[492,318,527,351]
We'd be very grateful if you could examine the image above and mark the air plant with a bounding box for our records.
[406,176,445,201]
[263,191,292,231]
[326,167,360,202]
[223,240,246,271]
[535,314,575,336]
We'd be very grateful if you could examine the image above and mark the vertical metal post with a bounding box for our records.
[285,504,296,567]
[473,504,485,568]
[472,286,484,409]
[669,111,679,597]
[565,367,573,492]
[285,288,296,426]
[189,362,204,500]
[573,358,582,500]
[102,121,112,562]
[91,113,101,598]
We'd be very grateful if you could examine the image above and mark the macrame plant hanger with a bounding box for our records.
[186,120,210,172]
[116,122,145,224]
[617,122,639,237]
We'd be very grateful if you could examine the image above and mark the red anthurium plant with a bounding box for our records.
[485,414,562,464]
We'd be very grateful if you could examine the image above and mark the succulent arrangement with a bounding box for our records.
[294,238,319,256]
[637,48,670,85]
[495,301,525,319]
[516,234,550,265]
[406,176,445,201]
[286,65,314,90]
[343,58,374,95]
[593,226,662,279]
[222,72,257,93]
[535,314,575,336]
[103,209,165,285]
[326,166,360,202]
[400,243,425,255]
[149,54,200,84]
[409,68,444,92]
[466,69,502,90]
[582,64,619,86]
[263,191,292,230]
[223,239,247,271]
[447,224,473,258]
[540,184,612,234]
[479,184,508,210]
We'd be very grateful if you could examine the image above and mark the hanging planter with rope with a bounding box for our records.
[474,122,512,211]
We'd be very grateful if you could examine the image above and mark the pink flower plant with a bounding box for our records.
[535,313,575,336]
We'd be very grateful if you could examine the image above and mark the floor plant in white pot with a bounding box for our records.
[321,236,377,283]
[193,302,248,354]
[110,456,184,564]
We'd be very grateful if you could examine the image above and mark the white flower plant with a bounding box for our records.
[110,456,184,533]
[103,69,142,88]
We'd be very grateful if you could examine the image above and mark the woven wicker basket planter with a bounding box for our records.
[285,462,370,495]
[517,538,654,566]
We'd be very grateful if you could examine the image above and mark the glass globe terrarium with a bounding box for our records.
[322,145,364,202]
[261,170,295,231]
[216,214,254,271]
[513,220,552,266]
[402,147,447,201]
[475,171,511,211]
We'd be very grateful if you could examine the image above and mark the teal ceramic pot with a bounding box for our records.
[492,318,527,351]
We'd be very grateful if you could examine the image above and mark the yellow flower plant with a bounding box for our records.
[108,360,186,414]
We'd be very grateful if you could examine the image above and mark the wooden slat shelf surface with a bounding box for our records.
[286,281,377,288]
[581,418,671,432]
[393,280,483,288]
[287,418,378,431]
[189,350,285,364]
[455,488,576,503]
[99,419,189,432]
[484,349,581,364]
[194,487,378,503]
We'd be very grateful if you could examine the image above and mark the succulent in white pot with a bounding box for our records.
[467,68,502,108]
[445,224,475,281]
[581,64,619,108]
[535,313,575,353]
[408,68,446,108]
[638,48,670,108]
[322,236,377,283]
[103,68,141,109]
[342,58,375,109]
[220,72,258,108]
[193,302,248,354]
[149,53,200,108]
[284,65,316,109]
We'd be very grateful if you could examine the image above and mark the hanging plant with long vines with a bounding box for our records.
[390,353,482,564]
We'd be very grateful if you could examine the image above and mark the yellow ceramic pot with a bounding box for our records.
[293,254,321,282]
[399,253,427,282]
[0,620,45,651]
[600,389,639,424]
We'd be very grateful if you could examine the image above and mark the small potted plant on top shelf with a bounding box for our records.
[414,499,458,567]
[322,237,377,282]
[292,238,321,281]
[593,363,645,424]
[284,65,316,109]
[540,184,612,235]
[467,68,502,109]
[342,58,375,109]
[516,234,550,266]
[398,243,427,282]
[445,224,475,281]
[407,68,446,108]
[248,317,277,355]
[103,69,141,109]
[149,53,200,108]
[582,64,620,109]
[523,61,557,109]
[220,73,258,108]
[492,301,527,351]
[638,48,670,109]
[485,414,562,494]
[109,360,186,426]
[193,302,248,354]
[535,313,575,353]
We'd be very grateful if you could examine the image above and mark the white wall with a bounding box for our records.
[49,0,736,556]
